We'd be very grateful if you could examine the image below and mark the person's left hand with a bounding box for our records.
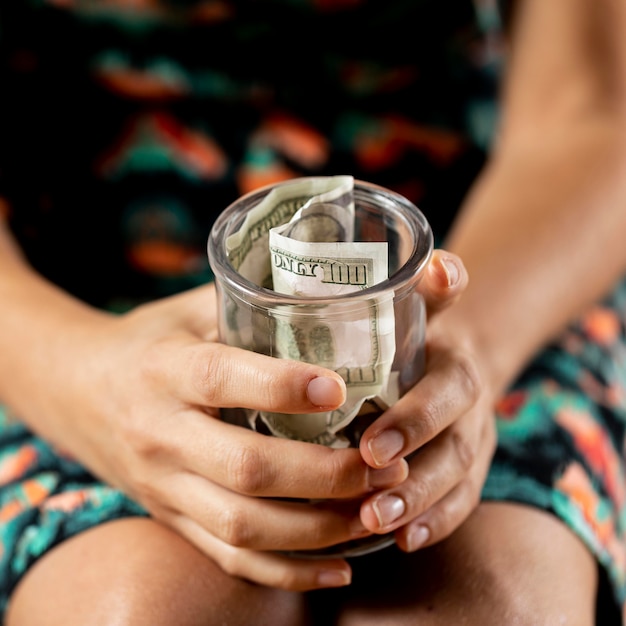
[357,250,497,552]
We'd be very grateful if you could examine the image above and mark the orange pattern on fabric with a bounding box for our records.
[495,389,528,419]
[557,463,613,542]
[190,1,235,23]
[127,241,203,275]
[583,307,622,346]
[0,447,38,485]
[355,115,466,171]
[254,113,329,170]
[557,463,626,577]
[43,490,90,513]
[97,111,228,180]
[236,163,298,195]
[0,479,52,522]
[95,68,188,101]
[45,0,235,22]
[556,407,626,510]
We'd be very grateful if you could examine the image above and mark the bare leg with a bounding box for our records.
[5,517,309,626]
[331,502,598,626]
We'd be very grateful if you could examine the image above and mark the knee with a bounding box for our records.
[336,503,597,626]
[7,518,307,626]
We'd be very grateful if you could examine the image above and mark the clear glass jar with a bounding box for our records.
[208,178,433,558]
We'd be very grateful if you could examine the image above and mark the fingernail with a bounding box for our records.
[317,569,351,587]
[407,524,430,551]
[372,495,405,528]
[368,430,404,467]
[441,255,460,288]
[307,377,345,408]
[368,459,408,488]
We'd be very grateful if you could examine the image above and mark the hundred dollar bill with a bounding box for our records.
[224,175,397,448]
[262,232,394,447]
[221,175,355,352]
[225,175,354,289]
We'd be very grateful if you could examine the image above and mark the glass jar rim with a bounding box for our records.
[207,178,434,307]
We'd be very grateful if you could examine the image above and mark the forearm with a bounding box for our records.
[442,129,626,394]
[438,0,626,395]
[0,221,110,419]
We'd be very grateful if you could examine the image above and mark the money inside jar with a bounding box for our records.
[224,176,397,448]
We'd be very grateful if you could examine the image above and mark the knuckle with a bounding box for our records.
[130,431,162,461]
[216,506,255,548]
[195,347,284,408]
[227,445,273,495]
[451,430,475,471]
[406,475,434,510]
[273,570,305,591]
[194,346,225,405]
[454,351,482,406]
[411,398,444,441]
[120,410,165,461]
[137,340,166,384]
[324,452,360,497]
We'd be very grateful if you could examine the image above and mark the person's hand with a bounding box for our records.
[19,248,470,591]
[27,283,412,591]
[358,249,498,552]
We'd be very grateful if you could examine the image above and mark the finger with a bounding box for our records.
[396,413,495,552]
[158,471,371,552]
[359,342,481,468]
[359,409,484,534]
[162,510,353,591]
[158,339,347,413]
[420,249,468,317]
[166,410,409,500]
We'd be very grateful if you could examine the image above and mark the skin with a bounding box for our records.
[2,0,626,623]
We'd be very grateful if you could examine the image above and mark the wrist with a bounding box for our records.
[427,305,520,400]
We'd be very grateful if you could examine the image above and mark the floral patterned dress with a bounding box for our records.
[0,1,625,622]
